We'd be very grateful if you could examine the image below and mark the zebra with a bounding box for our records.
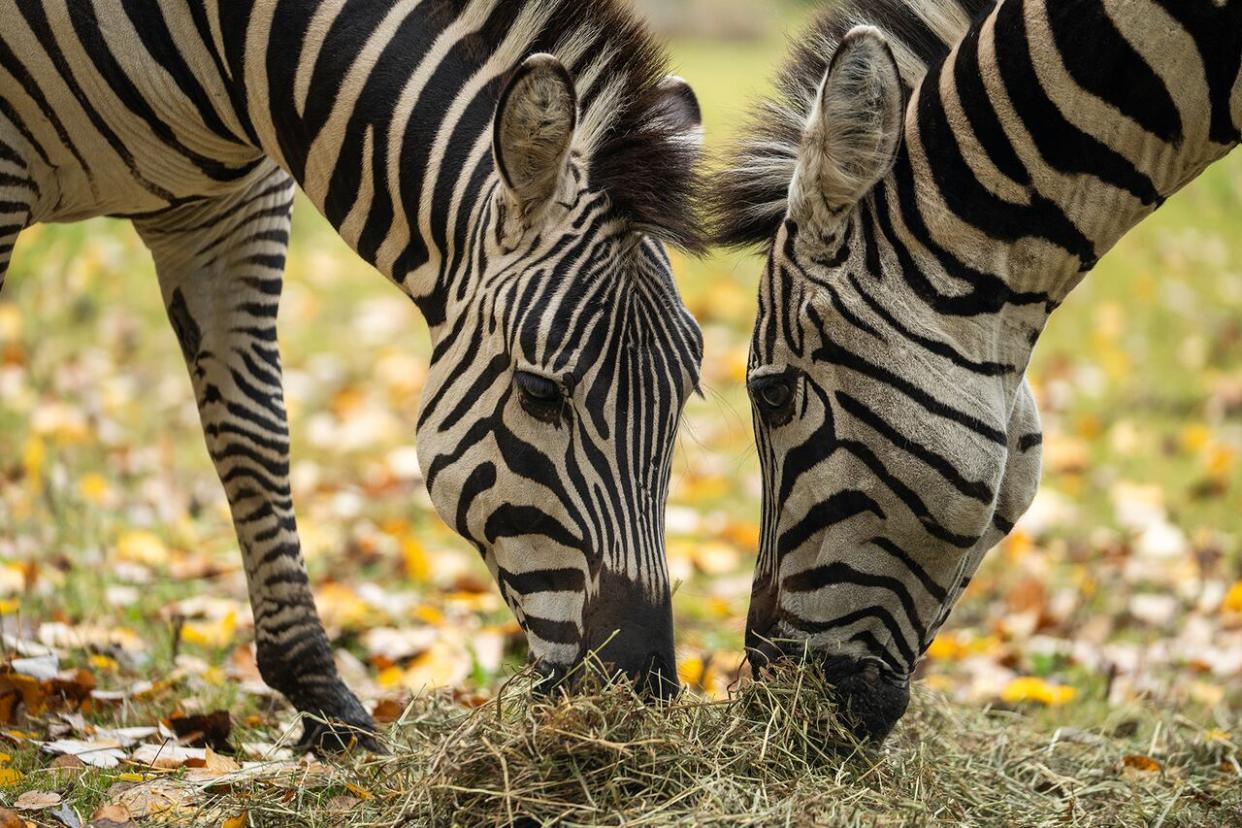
[0,0,707,748]
[709,0,1241,740]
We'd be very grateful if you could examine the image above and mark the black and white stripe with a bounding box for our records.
[1,0,706,746]
[710,0,1240,739]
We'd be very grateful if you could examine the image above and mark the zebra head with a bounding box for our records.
[712,22,1043,740]
[416,54,705,697]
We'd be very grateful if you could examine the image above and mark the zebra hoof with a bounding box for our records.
[284,680,386,754]
[293,700,386,755]
[295,716,386,755]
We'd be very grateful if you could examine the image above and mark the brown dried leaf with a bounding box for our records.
[0,670,48,722]
[14,790,61,810]
[168,710,231,750]
[371,698,405,724]
[49,754,86,778]
[86,804,135,828]
[107,778,197,819]
[184,748,241,782]
[1121,754,1163,773]
[49,669,96,705]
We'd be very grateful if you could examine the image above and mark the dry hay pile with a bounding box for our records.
[217,665,1241,827]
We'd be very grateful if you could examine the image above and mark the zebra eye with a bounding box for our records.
[515,372,565,416]
[759,383,791,409]
[749,375,796,424]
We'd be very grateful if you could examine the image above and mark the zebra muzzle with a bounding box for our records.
[579,571,679,699]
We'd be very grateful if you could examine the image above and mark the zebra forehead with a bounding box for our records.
[535,275,703,378]
[707,0,995,250]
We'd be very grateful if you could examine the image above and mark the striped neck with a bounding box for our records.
[227,1,545,303]
[215,0,696,314]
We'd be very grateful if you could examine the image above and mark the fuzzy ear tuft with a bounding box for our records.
[494,53,578,218]
[596,74,707,253]
[789,26,902,239]
[651,75,704,148]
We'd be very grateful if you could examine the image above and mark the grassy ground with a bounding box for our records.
[1,6,1240,826]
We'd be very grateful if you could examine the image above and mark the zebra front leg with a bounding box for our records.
[136,167,379,752]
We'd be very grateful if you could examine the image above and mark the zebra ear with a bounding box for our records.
[651,75,703,149]
[494,53,578,219]
[789,26,902,239]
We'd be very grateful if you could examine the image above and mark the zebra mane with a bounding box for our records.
[524,0,707,253]
[707,0,994,250]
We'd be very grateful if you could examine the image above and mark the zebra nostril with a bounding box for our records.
[818,655,910,742]
[530,659,570,696]
[858,660,881,684]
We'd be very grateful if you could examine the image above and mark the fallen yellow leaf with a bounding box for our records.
[376,666,405,689]
[721,521,761,551]
[0,305,20,340]
[1180,423,1212,453]
[400,640,471,690]
[1224,581,1242,615]
[1206,444,1236,479]
[22,436,44,487]
[678,656,706,689]
[79,473,110,504]
[402,537,429,582]
[1001,677,1076,706]
[0,768,23,787]
[89,655,119,672]
[115,530,169,566]
[222,812,248,828]
[925,635,964,661]
[412,604,444,626]
[315,582,372,629]
[182,611,237,649]
[1002,530,1035,561]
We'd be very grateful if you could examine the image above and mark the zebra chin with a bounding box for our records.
[746,633,911,743]
[532,571,679,700]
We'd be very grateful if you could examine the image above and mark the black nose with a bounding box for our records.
[747,634,911,743]
[817,655,910,742]
[580,572,678,699]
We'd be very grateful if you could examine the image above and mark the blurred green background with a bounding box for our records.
[1,0,1239,726]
